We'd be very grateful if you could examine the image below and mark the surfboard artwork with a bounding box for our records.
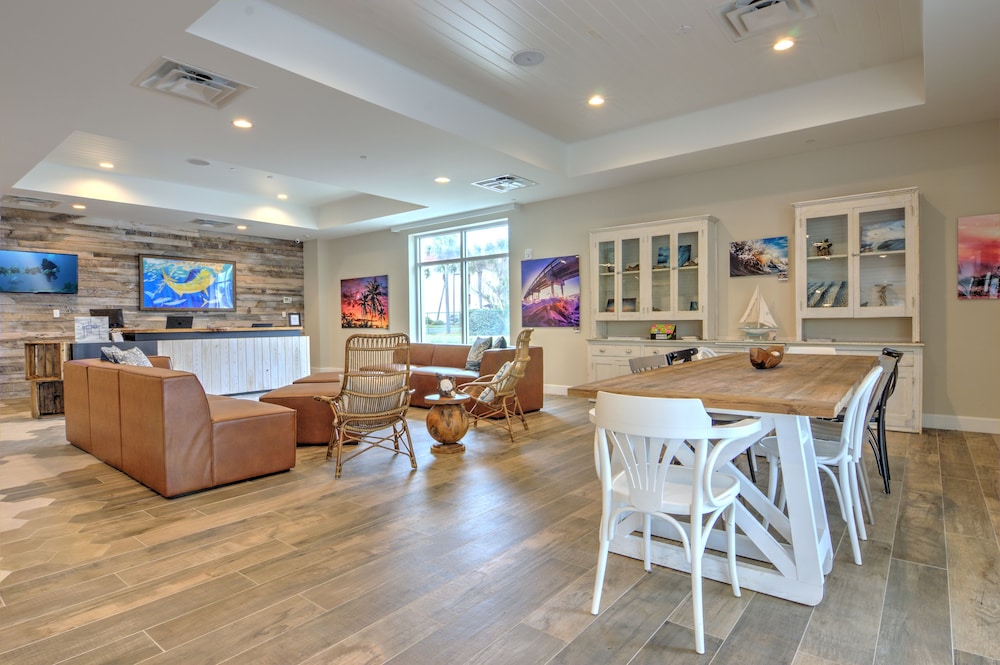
[139,255,236,310]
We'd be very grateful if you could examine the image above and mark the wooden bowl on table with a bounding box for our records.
[749,345,785,369]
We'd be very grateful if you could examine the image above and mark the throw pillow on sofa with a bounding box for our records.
[465,336,493,371]
[118,346,154,367]
[101,346,123,363]
[492,336,508,349]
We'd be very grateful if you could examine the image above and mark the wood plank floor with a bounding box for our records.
[1,395,998,664]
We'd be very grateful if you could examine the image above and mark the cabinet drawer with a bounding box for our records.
[590,345,641,358]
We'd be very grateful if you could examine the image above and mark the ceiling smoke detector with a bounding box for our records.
[136,58,252,109]
[472,174,538,193]
[1,194,62,209]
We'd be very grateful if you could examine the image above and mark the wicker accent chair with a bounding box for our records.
[458,328,534,441]
[314,333,416,478]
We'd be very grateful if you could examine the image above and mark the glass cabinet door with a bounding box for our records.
[676,229,701,315]
[596,237,616,317]
[619,235,642,317]
[649,232,672,315]
[804,213,850,312]
[857,206,907,313]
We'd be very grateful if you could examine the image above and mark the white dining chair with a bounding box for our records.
[590,391,762,654]
[757,365,883,565]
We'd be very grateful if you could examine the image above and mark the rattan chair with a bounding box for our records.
[315,333,416,478]
[458,328,533,441]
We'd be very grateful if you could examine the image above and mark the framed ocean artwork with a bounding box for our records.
[521,255,580,327]
[139,255,236,311]
[957,213,1000,299]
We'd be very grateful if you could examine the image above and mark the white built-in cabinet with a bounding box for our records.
[793,188,920,342]
[591,215,717,339]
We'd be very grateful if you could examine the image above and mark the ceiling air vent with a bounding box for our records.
[472,174,538,193]
[711,0,817,41]
[191,218,233,229]
[136,58,251,109]
[1,195,61,209]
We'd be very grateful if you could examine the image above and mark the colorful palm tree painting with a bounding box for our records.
[341,275,389,328]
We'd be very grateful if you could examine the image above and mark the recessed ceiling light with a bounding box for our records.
[232,118,253,129]
[434,177,451,184]
[588,95,605,107]
[71,203,86,210]
[99,161,114,169]
[277,193,288,200]
[187,158,211,166]
[236,224,248,231]
[773,38,795,51]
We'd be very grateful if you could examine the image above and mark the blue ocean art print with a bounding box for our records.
[139,255,236,310]
[729,236,789,277]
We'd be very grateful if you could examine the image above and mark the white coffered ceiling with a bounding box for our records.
[1,0,997,240]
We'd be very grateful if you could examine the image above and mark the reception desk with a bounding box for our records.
[122,327,310,395]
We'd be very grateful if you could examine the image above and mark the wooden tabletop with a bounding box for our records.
[567,352,879,418]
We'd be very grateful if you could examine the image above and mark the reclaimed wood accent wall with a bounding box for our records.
[1,208,304,399]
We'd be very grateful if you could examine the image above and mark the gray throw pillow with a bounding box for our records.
[100,346,123,363]
[118,346,153,367]
[492,336,508,349]
[465,336,493,371]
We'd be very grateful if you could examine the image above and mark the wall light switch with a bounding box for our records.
[282,311,287,318]
[282,296,292,304]
[53,309,60,318]
[524,248,532,260]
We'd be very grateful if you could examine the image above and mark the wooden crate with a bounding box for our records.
[30,379,65,418]
[25,342,69,380]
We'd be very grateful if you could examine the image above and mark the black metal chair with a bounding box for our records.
[666,347,699,365]
[869,348,903,493]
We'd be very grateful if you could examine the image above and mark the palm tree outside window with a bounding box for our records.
[415,223,509,344]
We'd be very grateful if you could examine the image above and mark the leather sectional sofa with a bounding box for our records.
[64,357,297,498]
[407,342,544,410]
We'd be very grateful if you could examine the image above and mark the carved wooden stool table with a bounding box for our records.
[424,393,470,454]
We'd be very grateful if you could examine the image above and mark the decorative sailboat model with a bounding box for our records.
[739,286,778,340]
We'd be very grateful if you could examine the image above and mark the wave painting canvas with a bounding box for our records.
[958,214,1000,299]
[139,255,235,310]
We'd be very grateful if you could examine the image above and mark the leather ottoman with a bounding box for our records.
[260,381,340,445]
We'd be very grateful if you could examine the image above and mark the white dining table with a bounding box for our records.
[568,352,879,605]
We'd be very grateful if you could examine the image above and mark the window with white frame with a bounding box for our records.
[415,223,509,344]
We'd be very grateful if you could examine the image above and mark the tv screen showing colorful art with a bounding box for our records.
[0,249,79,294]
[139,254,236,311]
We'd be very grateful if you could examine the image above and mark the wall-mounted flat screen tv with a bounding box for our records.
[0,249,79,294]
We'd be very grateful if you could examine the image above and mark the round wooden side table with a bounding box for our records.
[424,393,470,454]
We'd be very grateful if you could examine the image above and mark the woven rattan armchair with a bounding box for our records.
[458,328,533,441]
[315,333,416,478]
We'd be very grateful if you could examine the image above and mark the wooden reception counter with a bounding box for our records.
[120,327,310,395]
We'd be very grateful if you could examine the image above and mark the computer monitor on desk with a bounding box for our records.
[90,308,125,328]
[165,315,194,329]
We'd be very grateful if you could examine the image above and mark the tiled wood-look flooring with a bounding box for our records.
[1,395,998,664]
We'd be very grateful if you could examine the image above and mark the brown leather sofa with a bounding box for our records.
[63,357,297,498]
[407,343,544,410]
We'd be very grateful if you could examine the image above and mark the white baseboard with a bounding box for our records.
[545,384,570,396]
[923,413,1000,434]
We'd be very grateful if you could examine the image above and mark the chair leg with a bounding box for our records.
[591,519,611,615]
[691,538,705,655]
[745,448,757,483]
[840,461,863,565]
[856,454,874,525]
[763,454,780,529]
[726,502,741,598]
[848,461,868,542]
[642,513,652,572]
[878,417,891,493]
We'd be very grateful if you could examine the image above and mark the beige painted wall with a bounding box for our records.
[308,120,1000,427]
